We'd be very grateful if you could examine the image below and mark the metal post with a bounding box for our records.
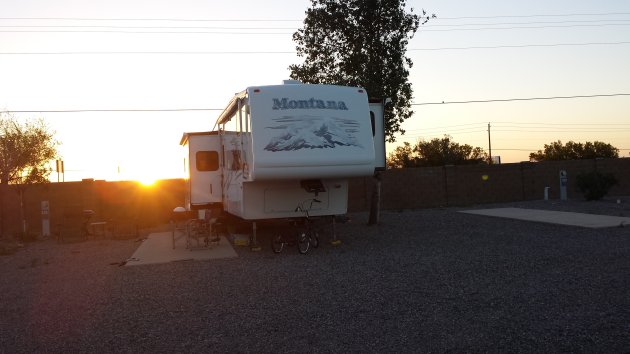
[331,216,341,245]
[487,122,492,164]
[251,221,261,251]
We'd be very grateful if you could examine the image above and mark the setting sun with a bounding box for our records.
[138,177,157,187]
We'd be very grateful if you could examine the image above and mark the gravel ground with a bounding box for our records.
[1,197,629,353]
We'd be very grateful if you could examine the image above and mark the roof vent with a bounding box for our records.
[282,79,302,85]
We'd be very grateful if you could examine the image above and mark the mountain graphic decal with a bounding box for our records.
[264,116,363,152]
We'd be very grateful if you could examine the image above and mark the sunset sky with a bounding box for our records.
[1,0,629,182]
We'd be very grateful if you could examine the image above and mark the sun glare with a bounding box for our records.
[138,177,157,187]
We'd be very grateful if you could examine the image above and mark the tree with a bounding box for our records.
[387,136,488,168]
[387,142,419,168]
[529,140,619,162]
[0,113,58,237]
[290,0,433,226]
[289,0,434,142]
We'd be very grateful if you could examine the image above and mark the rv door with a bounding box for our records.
[369,100,387,171]
[189,134,223,208]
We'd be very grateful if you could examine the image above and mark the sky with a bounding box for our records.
[1,0,629,182]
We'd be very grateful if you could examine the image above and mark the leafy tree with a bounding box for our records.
[529,140,619,162]
[0,113,58,237]
[387,136,488,168]
[289,0,434,142]
[387,142,419,168]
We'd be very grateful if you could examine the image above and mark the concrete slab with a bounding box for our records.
[459,208,630,229]
[126,231,238,266]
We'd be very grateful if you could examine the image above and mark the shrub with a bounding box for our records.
[576,171,618,201]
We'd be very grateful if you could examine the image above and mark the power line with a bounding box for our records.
[2,12,630,22]
[493,121,630,126]
[437,12,630,20]
[2,41,626,56]
[412,93,630,106]
[405,120,630,133]
[0,30,292,35]
[426,19,630,27]
[493,129,630,133]
[421,23,630,32]
[408,41,630,51]
[5,92,630,114]
[3,108,223,113]
[0,17,301,22]
[0,25,296,29]
[404,121,486,132]
[0,50,294,55]
[2,20,629,34]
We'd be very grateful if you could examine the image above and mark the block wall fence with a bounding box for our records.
[1,159,629,237]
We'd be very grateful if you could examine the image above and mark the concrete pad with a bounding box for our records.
[459,208,630,229]
[126,231,238,266]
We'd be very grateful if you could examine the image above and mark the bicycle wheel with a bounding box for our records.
[271,234,285,253]
[296,230,310,254]
[310,230,319,248]
[210,226,221,244]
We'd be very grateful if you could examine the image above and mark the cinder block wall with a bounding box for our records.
[349,158,630,212]
[1,158,629,237]
[1,179,186,238]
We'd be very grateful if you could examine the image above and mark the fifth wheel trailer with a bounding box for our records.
[180,81,386,245]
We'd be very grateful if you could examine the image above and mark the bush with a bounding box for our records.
[576,171,618,201]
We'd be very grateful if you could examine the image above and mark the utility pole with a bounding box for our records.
[487,122,492,164]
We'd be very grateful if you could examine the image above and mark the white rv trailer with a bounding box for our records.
[180,81,386,230]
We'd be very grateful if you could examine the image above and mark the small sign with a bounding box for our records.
[559,170,568,201]
[41,201,49,215]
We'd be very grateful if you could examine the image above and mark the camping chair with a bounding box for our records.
[185,209,221,250]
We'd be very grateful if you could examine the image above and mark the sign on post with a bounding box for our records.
[41,201,50,237]
[559,170,568,201]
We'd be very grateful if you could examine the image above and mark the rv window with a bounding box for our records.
[196,151,219,172]
[370,111,376,137]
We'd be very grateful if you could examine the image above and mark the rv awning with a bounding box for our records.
[216,90,247,126]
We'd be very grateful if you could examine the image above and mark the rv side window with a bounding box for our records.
[196,151,219,172]
[370,111,376,137]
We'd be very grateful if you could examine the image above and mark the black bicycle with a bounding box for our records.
[271,198,320,254]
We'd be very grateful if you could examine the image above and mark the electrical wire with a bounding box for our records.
[0,17,301,22]
[2,12,629,22]
[0,50,295,55]
[425,19,630,27]
[0,30,292,34]
[4,92,629,114]
[437,12,630,20]
[412,93,630,106]
[2,41,627,55]
[408,42,630,51]
[2,20,630,34]
[421,23,630,32]
[3,108,223,113]
[1,41,628,55]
